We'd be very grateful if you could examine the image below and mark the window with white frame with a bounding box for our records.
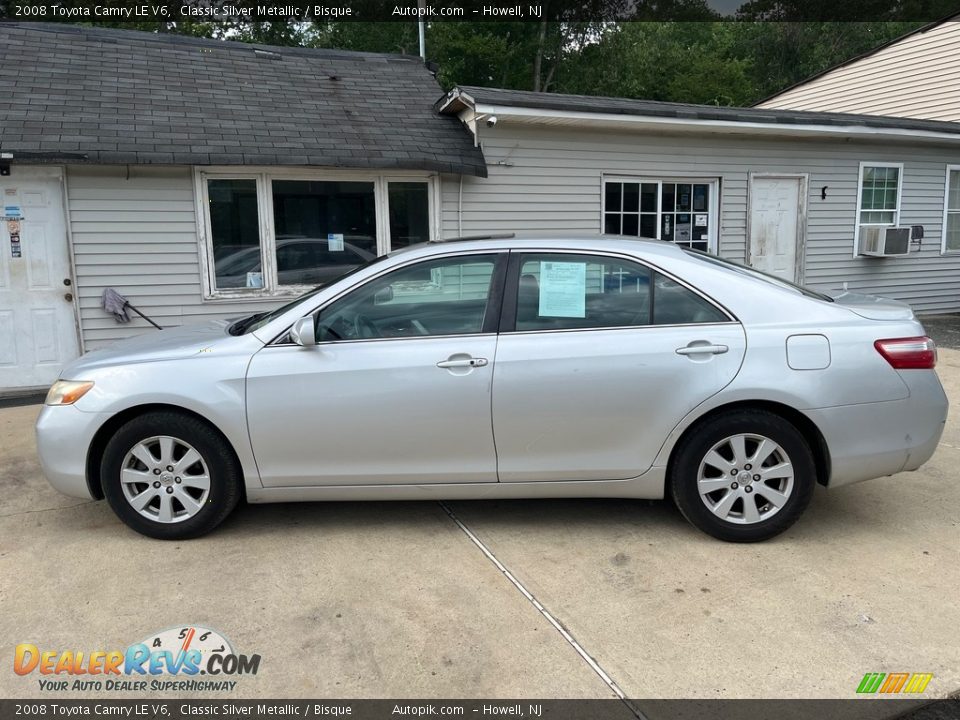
[944,166,960,253]
[603,178,717,253]
[856,164,902,249]
[199,171,436,298]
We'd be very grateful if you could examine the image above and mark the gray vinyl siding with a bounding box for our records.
[441,124,960,313]
[67,165,275,349]
[66,126,960,352]
[758,22,960,122]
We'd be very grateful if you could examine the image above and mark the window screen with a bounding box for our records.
[859,166,900,225]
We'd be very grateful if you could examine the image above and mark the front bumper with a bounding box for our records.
[35,404,109,500]
[808,370,948,488]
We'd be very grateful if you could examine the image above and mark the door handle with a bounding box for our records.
[676,344,728,356]
[437,357,488,369]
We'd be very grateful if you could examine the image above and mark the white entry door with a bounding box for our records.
[0,168,80,390]
[748,176,805,282]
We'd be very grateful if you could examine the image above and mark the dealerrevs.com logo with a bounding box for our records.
[14,626,260,692]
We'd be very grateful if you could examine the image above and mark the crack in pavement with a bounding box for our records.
[0,500,96,519]
[438,501,647,720]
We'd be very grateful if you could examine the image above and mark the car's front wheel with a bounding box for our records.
[670,409,816,542]
[101,411,242,540]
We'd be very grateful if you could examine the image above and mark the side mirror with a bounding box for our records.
[289,316,316,347]
[374,285,394,305]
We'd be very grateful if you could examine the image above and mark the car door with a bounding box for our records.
[492,251,746,482]
[246,251,507,487]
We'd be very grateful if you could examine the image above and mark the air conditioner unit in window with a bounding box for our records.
[859,226,911,257]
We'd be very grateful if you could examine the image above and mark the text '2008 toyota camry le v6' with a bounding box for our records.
[36,236,948,542]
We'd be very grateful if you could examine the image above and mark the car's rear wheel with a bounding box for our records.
[101,411,242,540]
[670,409,815,542]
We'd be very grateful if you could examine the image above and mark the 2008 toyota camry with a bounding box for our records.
[36,236,948,542]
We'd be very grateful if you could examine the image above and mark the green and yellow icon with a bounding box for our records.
[857,672,933,694]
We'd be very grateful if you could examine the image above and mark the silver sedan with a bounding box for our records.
[36,236,948,542]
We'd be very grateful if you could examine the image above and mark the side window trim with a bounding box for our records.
[498,250,522,334]
[483,253,510,335]
[498,249,735,334]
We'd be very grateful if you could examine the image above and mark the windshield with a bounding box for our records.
[231,253,390,336]
[682,248,834,302]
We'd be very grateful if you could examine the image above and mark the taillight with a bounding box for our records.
[874,336,937,369]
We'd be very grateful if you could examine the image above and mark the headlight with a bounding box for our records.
[45,380,94,406]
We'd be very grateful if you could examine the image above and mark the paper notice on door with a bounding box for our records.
[539,261,586,318]
[695,214,708,227]
[327,233,344,252]
[246,272,263,289]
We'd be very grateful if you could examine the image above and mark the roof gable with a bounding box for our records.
[755,18,960,122]
[0,23,486,176]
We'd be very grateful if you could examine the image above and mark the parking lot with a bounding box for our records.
[1,350,958,705]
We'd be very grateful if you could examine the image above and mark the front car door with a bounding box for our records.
[492,251,746,482]
[246,251,506,487]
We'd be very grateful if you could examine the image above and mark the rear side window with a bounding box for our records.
[510,254,728,332]
[653,275,730,325]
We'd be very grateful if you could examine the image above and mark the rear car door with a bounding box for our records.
[492,251,746,482]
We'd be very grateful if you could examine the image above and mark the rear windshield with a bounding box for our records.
[681,249,833,302]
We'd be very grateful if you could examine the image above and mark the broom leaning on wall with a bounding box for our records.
[101,288,163,329]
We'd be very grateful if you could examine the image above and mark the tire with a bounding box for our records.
[669,409,816,542]
[101,411,242,540]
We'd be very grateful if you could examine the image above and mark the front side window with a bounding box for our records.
[604,179,716,252]
[202,173,434,298]
[510,254,727,332]
[316,254,499,341]
[944,167,960,253]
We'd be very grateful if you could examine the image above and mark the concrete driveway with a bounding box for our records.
[1,353,959,704]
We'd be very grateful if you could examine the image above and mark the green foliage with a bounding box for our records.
[42,16,933,107]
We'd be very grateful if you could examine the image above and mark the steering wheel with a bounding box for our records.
[354,313,379,339]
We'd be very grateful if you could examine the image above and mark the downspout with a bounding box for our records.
[458,174,463,236]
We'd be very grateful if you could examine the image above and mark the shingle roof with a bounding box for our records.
[0,23,487,176]
[443,85,960,138]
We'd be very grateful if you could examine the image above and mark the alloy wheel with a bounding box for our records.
[119,435,211,524]
[696,433,795,525]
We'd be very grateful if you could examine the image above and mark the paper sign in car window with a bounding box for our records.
[327,233,344,252]
[539,261,586,318]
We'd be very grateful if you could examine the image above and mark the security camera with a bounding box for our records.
[485,116,498,128]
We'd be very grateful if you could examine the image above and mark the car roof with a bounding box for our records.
[398,234,687,260]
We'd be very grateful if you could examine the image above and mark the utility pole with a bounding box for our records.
[418,0,426,59]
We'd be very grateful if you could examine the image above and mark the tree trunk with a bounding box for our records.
[533,19,548,91]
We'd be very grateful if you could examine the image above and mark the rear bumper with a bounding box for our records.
[809,370,948,488]
[35,404,107,500]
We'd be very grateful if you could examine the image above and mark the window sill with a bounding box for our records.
[202,288,312,303]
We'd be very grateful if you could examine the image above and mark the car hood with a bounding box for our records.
[60,320,242,377]
[828,291,916,321]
